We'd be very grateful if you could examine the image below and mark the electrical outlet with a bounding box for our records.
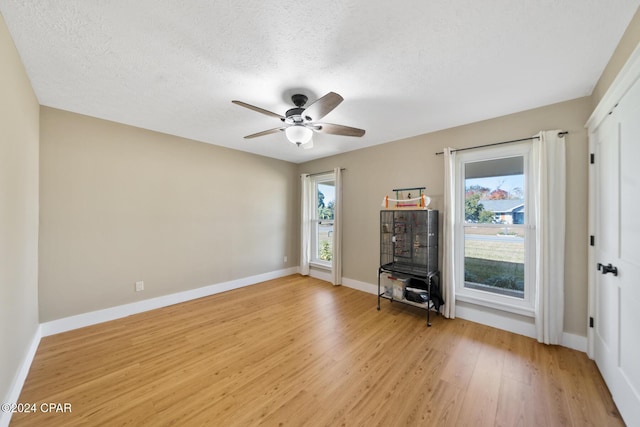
[135,281,144,292]
[284,255,288,263]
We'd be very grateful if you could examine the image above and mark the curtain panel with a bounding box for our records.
[533,130,566,345]
[300,174,312,276]
[331,167,343,285]
[442,147,456,318]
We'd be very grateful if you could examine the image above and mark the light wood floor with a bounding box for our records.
[12,275,622,426]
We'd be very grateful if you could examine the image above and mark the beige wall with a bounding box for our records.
[39,107,298,321]
[300,97,592,336]
[592,6,640,107]
[0,13,40,404]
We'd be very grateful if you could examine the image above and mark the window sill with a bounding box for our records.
[456,293,534,318]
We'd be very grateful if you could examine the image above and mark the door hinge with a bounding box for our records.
[590,153,595,164]
[589,317,594,328]
[590,235,595,246]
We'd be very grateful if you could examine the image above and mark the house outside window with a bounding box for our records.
[455,144,536,316]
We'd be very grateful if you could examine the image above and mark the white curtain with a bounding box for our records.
[331,167,343,285]
[442,148,456,318]
[300,174,312,276]
[533,130,566,345]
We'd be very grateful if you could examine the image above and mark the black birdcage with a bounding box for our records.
[380,210,438,277]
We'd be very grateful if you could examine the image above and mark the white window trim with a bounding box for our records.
[454,143,536,317]
[310,220,333,270]
[310,173,334,268]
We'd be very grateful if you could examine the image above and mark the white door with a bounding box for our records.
[593,74,640,427]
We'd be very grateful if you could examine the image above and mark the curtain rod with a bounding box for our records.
[304,168,346,177]
[434,131,568,155]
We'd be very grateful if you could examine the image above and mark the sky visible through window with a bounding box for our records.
[465,174,524,194]
[318,183,335,204]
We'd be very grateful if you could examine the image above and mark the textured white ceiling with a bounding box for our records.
[1,1,639,163]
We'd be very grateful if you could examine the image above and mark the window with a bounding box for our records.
[310,173,335,267]
[455,144,535,315]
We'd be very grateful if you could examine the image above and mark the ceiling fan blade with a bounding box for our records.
[302,92,343,121]
[232,100,285,120]
[244,127,286,139]
[313,123,365,137]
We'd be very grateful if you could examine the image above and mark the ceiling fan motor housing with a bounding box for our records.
[291,94,308,107]
[285,107,305,122]
[285,94,309,123]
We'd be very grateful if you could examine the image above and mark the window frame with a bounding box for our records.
[454,143,536,317]
[309,173,334,269]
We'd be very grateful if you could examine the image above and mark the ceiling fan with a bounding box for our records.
[232,92,365,149]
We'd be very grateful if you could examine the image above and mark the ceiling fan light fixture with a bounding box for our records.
[285,125,313,145]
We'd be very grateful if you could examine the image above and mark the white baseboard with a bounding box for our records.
[41,267,298,337]
[341,277,378,295]
[561,331,588,353]
[455,303,587,352]
[1,325,42,427]
[455,302,537,339]
[309,268,332,283]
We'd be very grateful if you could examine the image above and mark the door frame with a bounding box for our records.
[586,41,640,359]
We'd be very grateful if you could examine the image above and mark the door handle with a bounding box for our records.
[597,263,618,276]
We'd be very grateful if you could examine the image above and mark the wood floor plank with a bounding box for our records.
[556,346,624,427]
[453,327,505,427]
[9,275,624,426]
[495,376,540,427]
